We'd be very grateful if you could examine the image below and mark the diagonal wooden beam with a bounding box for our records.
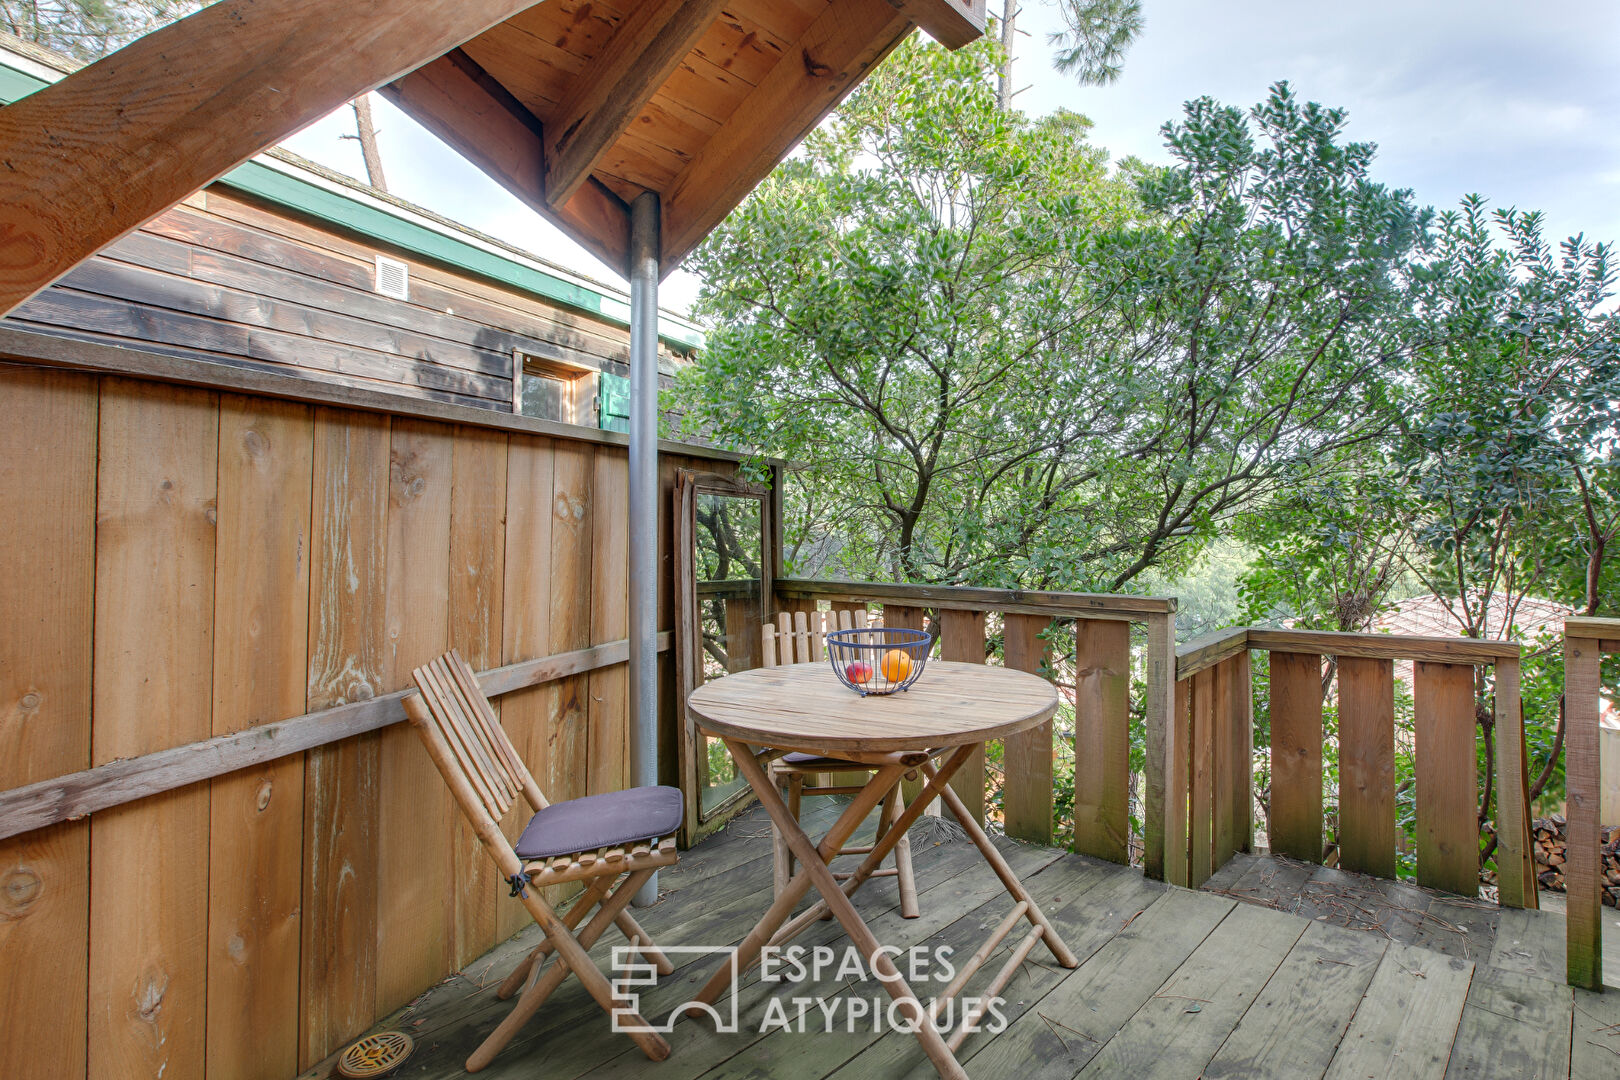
[892,0,987,50]
[659,0,914,273]
[541,0,727,211]
[0,0,548,318]
[381,50,631,273]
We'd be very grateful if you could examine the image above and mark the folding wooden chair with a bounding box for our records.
[762,609,921,919]
[403,650,683,1071]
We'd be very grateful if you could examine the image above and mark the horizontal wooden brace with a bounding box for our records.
[929,900,1028,1021]
[946,923,1044,1052]
[775,579,1175,619]
[0,633,668,841]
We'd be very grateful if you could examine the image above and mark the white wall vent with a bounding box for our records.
[375,255,410,300]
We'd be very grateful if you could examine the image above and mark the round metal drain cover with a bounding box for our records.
[336,1031,414,1078]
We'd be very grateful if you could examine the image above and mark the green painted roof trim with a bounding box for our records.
[0,54,704,352]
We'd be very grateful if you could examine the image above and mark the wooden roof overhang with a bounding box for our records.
[0,0,985,317]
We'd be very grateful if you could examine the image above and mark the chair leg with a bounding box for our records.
[471,869,668,1071]
[894,819,919,919]
[879,783,919,918]
[771,766,793,901]
[614,907,674,976]
[496,874,613,1000]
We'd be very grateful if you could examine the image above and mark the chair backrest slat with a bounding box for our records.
[433,656,518,808]
[763,608,859,668]
[414,663,495,816]
[446,650,531,787]
[408,652,547,830]
[807,611,827,663]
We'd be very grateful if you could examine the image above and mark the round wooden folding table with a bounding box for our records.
[684,660,1079,1080]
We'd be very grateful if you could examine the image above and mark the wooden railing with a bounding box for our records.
[1171,628,1533,905]
[759,583,1540,909]
[772,580,1179,873]
[1565,616,1619,990]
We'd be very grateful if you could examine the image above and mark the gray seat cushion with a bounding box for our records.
[514,785,684,860]
[782,751,847,765]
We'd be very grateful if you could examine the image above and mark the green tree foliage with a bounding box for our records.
[678,38,1432,595]
[1046,0,1143,86]
[1,0,199,62]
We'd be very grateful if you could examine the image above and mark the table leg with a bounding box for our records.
[722,738,971,1080]
[773,744,976,937]
[923,759,1080,969]
[687,750,906,1009]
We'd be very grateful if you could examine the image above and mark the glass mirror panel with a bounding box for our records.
[694,492,764,816]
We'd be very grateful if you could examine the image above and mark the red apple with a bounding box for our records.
[845,660,874,684]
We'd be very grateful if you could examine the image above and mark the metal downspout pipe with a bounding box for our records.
[628,191,661,906]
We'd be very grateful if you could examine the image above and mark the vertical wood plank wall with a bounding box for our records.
[0,367,718,1079]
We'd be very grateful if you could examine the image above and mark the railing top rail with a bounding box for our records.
[1564,616,1620,647]
[774,578,1175,622]
[1176,628,1250,680]
[1245,628,1519,665]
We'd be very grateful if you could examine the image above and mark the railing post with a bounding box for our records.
[1230,651,1253,855]
[1073,619,1131,863]
[938,609,988,826]
[1269,651,1324,864]
[1565,630,1604,990]
[1190,666,1215,884]
[1143,611,1184,884]
[1491,656,1536,909]
[1337,656,1396,879]
[1002,614,1054,845]
[1413,661,1478,897]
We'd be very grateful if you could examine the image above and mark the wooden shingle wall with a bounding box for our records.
[4,189,659,412]
[0,365,721,1079]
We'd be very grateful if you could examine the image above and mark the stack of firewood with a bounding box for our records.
[1531,814,1620,907]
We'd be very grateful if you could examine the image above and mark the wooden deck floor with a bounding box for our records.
[314,803,1618,1080]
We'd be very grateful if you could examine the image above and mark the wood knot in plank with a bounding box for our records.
[2,866,42,913]
[801,48,834,79]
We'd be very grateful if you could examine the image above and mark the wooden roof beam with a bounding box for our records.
[541,0,728,211]
[0,0,546,318]
[891,0,987,51]
[382,50,631,273]
[659,0,914,273]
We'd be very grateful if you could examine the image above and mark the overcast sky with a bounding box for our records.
[281,0,1619,316]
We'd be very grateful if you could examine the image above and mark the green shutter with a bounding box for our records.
[599,371,630,433]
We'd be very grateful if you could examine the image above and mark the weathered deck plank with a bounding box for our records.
[330,805,1583,1080]
[1323,942,1474,1080]
[957,888,1233,1080]
[1202,920,1387,1080]
[1488,907,1567,983]
[1571,986,1620,1080]
[1443,968,1573,1080]
[828,858,1176,1079]
[1074,903,1306,1078]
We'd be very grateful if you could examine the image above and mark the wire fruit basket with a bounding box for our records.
[826,627,932,696]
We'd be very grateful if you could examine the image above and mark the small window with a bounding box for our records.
[375,255,409,300]
[518,357,595,424]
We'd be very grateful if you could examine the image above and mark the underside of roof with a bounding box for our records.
[0,0,984,318]
[383,0,985,276]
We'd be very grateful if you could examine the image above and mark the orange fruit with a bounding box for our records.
[880,648,913,683]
